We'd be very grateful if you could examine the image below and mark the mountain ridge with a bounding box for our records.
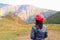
[0,3,57,23]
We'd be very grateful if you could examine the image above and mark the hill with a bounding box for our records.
[1,13,26,25]
[45,12,60,24]
[0,3,57,23]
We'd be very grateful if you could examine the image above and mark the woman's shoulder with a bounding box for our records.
[32,25,38,30]
[43,25,48,31]
[43,25,47,28]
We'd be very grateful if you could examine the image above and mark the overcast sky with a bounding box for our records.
[0,0,60,11]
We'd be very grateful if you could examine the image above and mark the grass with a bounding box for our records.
[45,24,60,30]
[45,12,60,24]
[0,17,60,40]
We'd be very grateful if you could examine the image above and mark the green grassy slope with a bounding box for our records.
[45,12,60,24]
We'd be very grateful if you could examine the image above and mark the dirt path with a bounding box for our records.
[46,30,60,40]
[17,30,60,40]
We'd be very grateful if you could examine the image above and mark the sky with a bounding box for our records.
[0,0,60,11]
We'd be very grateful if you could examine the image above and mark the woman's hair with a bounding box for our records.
[36,20,43,26]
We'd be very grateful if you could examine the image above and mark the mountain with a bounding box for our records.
[0,3,9,8]
[0,3,57,23]
[41,10,57,18]
[4,13,26,24]
[16,6,57,23]
[45,12,60,24]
